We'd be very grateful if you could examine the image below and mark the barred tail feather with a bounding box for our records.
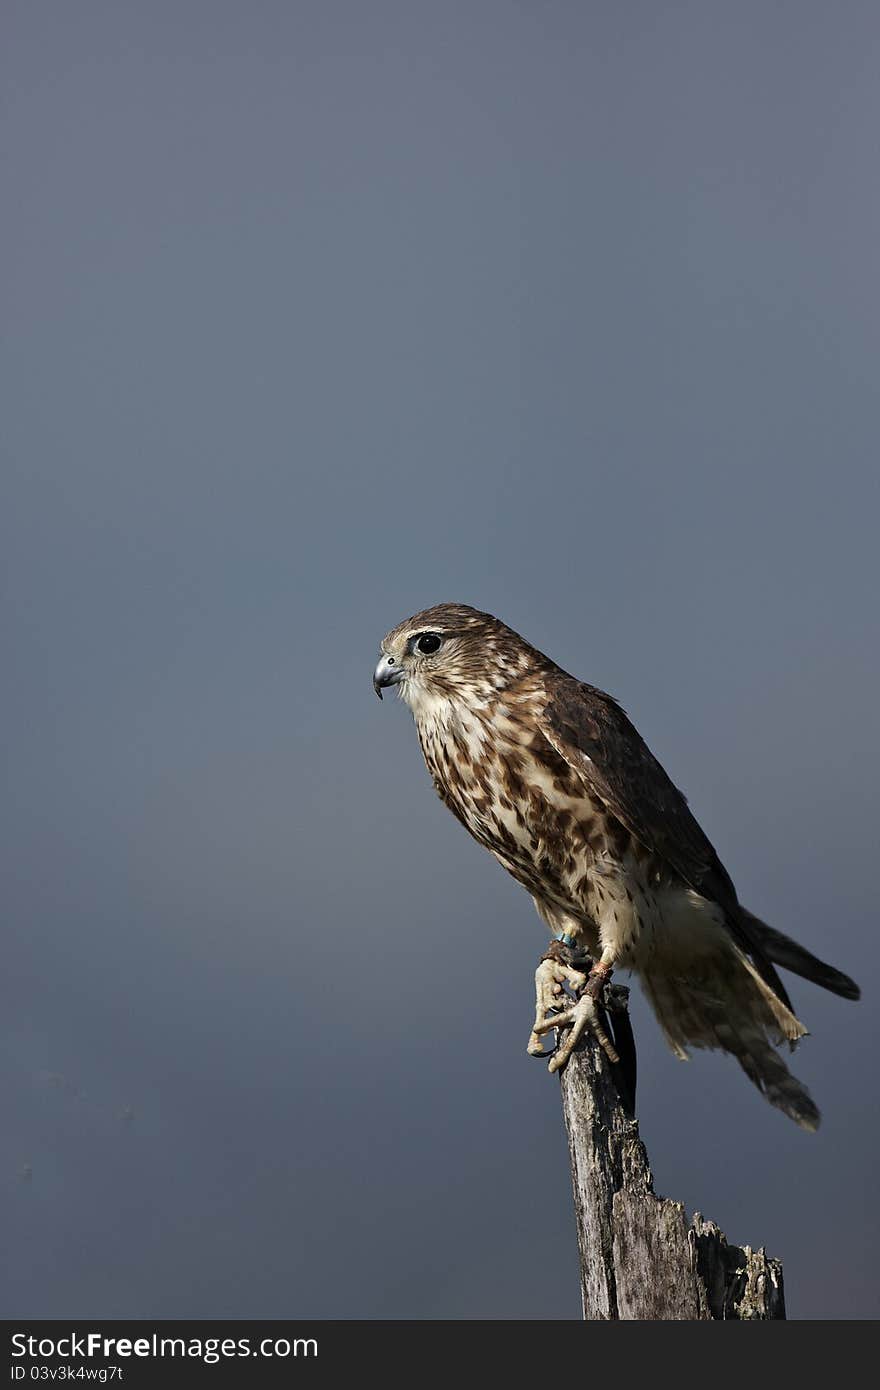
[642,944,820,1131]
[730,1031,820,1132]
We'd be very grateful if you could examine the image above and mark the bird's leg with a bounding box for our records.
[527,939,620,1071]
[584,947,616,1000]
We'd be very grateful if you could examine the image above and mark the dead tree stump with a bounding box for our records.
[558,985,785,1320]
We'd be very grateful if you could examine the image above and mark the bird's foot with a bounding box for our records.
[527,941,620,1072]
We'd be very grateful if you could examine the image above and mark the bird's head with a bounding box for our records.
[373,603,546,716]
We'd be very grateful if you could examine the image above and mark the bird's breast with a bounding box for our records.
[415,707,616,910]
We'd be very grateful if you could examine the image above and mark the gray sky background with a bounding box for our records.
[3,1,878,1319]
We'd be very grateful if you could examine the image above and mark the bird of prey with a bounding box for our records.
[373,603,859,1129]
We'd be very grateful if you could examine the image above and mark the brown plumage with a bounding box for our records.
[373,603,859,1129]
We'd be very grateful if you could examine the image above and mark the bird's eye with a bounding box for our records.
[415,633,442,655]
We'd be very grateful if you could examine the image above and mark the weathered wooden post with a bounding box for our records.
[558,985,785,1320]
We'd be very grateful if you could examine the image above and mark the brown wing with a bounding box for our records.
[537,675,793,1010]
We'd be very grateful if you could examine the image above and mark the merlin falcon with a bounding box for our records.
[373,603,859,1129]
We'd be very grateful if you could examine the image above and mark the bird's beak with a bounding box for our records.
[373,654,404,700]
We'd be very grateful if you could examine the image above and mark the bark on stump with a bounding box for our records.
[558,985,785,1320]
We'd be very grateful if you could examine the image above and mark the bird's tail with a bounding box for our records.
[642,936,820,1131]
[741,910,861,1001]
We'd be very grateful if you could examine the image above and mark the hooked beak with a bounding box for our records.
[373,653,404,700]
